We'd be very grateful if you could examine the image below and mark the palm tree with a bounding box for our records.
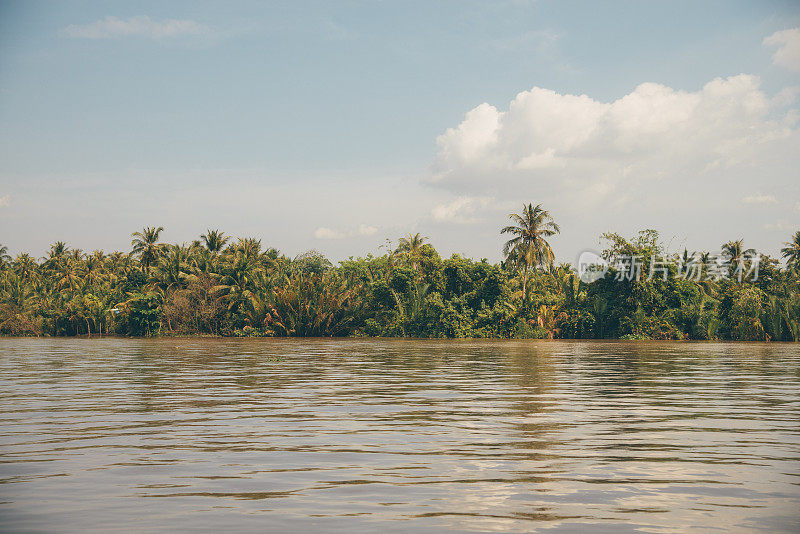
[131,226,164,274]
[781,231,800,273]
[49,241,68,258]
[42,241,69,271]
[537,304,568,339]
[501,203,560,296]
[83,253,106,287]
[0,243,10,269]
[55,257,83,292]
[236,237,262,259]
[13,253,37,281]
[266,272,361,336]
[396,233,427,272]
[722,239,755,265]
[157,244,190,290]
[722,239,757,282]
[214,252,261,314]
[201,229,230,254]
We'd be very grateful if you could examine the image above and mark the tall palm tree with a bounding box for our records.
[83,253,106,287]
[201,229,230,254]
[722,239,756,282]
[0,243,10,268]
[13,253,37,281]
[782,231,800,273]
[236,237,262,259]
[43,241,69,268]
[501,203,560,296]
[55,257,83,292]
[396,233,427,272]
[131,226,164,274]
[722,239,755,265]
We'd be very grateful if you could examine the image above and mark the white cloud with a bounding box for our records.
[314,227,345,240]
[315,224,378,239]
[796,201,800,213]
[743,194,778,204]
[432,75,797,205]
[432,196,494,224]
[764,28,800,72]
[60,16,209,40]
[0,195,9,207]
[358,224,378,236]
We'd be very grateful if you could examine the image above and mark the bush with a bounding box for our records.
[513,319,548,339]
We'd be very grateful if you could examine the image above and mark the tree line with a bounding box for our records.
[1,204,799,340]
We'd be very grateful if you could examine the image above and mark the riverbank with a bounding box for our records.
[2,227,798,342]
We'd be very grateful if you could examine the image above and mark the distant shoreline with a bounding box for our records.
[2,224,798,342]
[1,334,795,343]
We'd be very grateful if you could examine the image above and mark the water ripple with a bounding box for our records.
[0,338,799,532]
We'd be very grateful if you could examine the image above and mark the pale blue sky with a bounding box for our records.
[1,1,799,261]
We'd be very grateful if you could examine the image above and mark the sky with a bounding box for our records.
[1,0,799,264]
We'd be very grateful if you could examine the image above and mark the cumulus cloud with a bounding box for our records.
[60,16,209,39]
[432,74,798,205]
[764,28,800,72]
[743,194,778,204]
[0,195,9,207]
[432,196,494,223]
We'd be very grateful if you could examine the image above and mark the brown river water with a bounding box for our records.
[0,338,799,533]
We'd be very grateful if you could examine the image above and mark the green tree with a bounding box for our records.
[201,229,230,254]
[131,226,164,274]
[0,244,10,270]
[501,203,560,297]
[781,231,800,273]
[396,233,427,273]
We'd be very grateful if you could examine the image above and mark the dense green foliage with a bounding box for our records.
[1,220,798,341]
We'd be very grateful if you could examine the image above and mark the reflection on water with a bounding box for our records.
[0,339,799,533]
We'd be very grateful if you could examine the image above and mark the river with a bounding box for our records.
[1,339,798,532]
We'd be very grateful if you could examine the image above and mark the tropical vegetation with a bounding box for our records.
[1,206,798,341]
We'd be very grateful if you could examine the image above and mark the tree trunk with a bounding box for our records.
[522,263,529,300]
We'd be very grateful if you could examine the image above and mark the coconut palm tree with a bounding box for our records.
[13,253,37,281]
[722,239,757,282]
[201,229,230,254]
[0,244,10,269]
[781,231,800,273]
[396,233,427,272]
[83,253,106,288]
[722,239,756,265]
[501,203,560,297]
[157,244,190,290]
[234,237,262,260]
[49,241,68,259]
[131,226,164,274]
[214,251,261,314]
[54,257,83,292]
